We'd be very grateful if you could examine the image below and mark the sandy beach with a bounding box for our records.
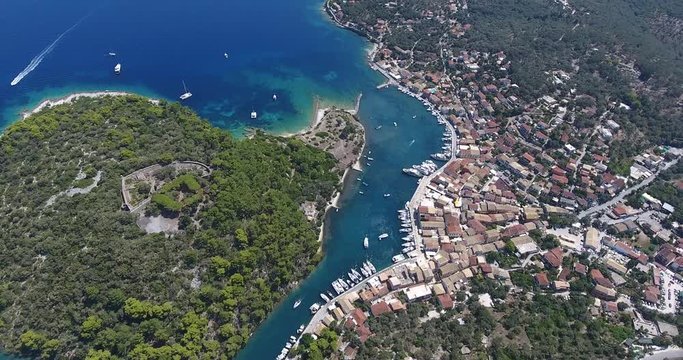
[21,91,135,120]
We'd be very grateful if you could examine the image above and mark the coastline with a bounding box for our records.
[20,91,139,120]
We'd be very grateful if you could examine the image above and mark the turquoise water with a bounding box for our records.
[0,0,446,358]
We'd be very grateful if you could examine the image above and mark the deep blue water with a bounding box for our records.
[0,0,445,359]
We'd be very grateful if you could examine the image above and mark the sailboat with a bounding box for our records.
[114,63,121,75]
[179,81,192,100]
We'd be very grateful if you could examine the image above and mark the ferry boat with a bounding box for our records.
[363,236,369,249]
[114,63,121,74]
[293,299,302,309]
[378,233,389,240]
[179,81,192,100]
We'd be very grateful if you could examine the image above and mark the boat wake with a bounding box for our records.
[10,15,88,86]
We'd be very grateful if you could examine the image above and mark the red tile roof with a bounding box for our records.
[370,301,392,317]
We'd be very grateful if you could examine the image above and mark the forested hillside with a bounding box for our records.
[0,95,339,359]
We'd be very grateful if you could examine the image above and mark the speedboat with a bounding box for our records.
[376,125,382,130]
[383,193,391,197]
[108,52,117,56]
[293,299,302,309]
[250,111,257,119]
[393,122,397,127]
[272,94,277,101]
[224,52,229,59]
[378,233,389,240]
[114,63,121,74]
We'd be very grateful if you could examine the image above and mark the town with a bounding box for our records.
[286,0,683,358]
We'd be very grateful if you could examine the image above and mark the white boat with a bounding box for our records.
[367,157,374,161]
[351,268,362,279]
[320,293,330,302]
[360,267,369,277]
[327,291,334,298]
[378,233,389,240]
[393,122,397,127]
[363,236,369,249]
[293,299,302,309]
[179,81,192,100]
[114,63,121,74]
[402,168,422,177]
[297,325,305,334]
[376,125,382,130]
[412,115,417,119]
[392,254,406,263]
[108,52,117,56]
[272,94,277,101]
[309,303,320,314]
[224,52,229,59]
[366,261,376,273]
[250,111,257,119]
[383,193,391,197]
[359,191,364,195]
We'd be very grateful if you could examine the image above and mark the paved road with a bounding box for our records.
[578,157,680,219]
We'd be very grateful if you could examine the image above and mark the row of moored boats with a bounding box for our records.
[402,159,438,178]
[310,260,377,314]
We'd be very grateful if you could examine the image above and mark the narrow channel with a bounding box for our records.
[236,87,446,359]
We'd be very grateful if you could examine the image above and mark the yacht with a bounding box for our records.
[250,111,257,119]
[293,299,302,309]
[320,293,330,302]
[366,261,376,273]
[360,267,369,277]
[114,63,121,74]
[402,168,422,177]
[179,81,192,100]
[392,254,406,263]
[363,236,369,249]
[309,303,320,314]
[351,268,362,279]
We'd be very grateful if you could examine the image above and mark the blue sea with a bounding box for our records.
[0,0,445,359]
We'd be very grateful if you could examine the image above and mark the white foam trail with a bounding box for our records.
[10,17,86,86]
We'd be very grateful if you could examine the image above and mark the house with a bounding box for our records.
[437,294,454,309]
[584,227,601,251]
[370,301,392,317]
[592,284,617,300]
[535,272,550,288]
[543,247,563,268]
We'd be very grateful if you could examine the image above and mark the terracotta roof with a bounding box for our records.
[370,301,392,317]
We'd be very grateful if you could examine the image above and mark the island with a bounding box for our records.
[0,94,362,359]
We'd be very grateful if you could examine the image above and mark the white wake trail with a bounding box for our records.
[10,16,86,86]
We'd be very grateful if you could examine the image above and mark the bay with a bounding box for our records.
[0,0,446,358]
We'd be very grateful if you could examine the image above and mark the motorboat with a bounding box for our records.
[378,233,389,240]
[297,324,305,334]
[293,299,302,309]
[272,94,277,101]
[393,122,397,127]
[392,254,406,263]
[250,111,257,119]
[363,236,369,249]
[309,303,320,314]
[114,63,121,74]
[383,193,391,197]
[320,293,330,302]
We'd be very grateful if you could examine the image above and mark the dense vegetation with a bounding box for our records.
[0,95,340,359]
[351,293,633,360]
